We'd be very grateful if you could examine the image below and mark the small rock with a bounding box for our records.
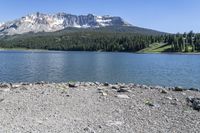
[160,89,168,94]
[128,83,135,88]
[84,127,90,131]
[97,87,103,90]
[117,88,129,93]
[192,98,200,111]
[186,97,200,111]
[182,92,186,96]
[98,125,102,128]
[94,82,100,85]
[99,90,107,96]
[155,86,163,89]
[0,83,11,88]
[83,127,96,133]
[153,104,161,108]
[21,82,30,85]
[83,82,90,86]
[166,96,173,100]
[171,102,178,106]
[119,84,127,89]
[102,92,107,96]
[116,94,129,99]
[0,99,4,102]
[68,83,78,88]
[174,86,184,91]
[12,84,21,88]
[104,82,109,86]
[35,81,45,85]
[189,88,199,92]
[141,85,150,89]
[20,87,28,90]
[111,85,119,90]
[144,100,154,106]
[106,121,123,126]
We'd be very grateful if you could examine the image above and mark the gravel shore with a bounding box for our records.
[0,82,200,133]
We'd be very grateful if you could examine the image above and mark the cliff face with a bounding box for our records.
[0,12,131,35]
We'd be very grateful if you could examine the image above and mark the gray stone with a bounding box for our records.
[35,81,45,85]
[12,84,21,88]
[186,97,200,111]
[0,83,11,88]
[117,88,129,93]
[160,89,168,94]
[189,88,199,92]
[68,83,78,88]
[174,86,184,91]
[145,100,154,106]
[116,94,130,99]
[119,84,128,89]
[111,85,119,90]
[166,96,173,100]
[83,127,96,133]
[21,82,30,85]
[98,90,107,96]
[104,82,109,86]
[154,85,163,89]
[94,82,100,86]
[0,99,4,102]
[141,85,150,89]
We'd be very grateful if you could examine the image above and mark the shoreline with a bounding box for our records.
[1,48,200,55]
[0,81,199,132]
[0,81,199,92]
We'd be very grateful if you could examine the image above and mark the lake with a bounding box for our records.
[0,50,200,88]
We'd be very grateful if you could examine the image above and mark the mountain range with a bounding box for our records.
[0,12,164,36]
[0,12,133,36]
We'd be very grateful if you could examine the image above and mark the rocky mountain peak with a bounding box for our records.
[0,12,132,35]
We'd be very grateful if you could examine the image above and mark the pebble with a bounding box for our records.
[0,83,11,88]
[111,85,119,90]
[68,83,78,88]
[186,97,200,111]
[12,84,21,88]
[101,92,108,96]
[189,88,199,92]
[144,100,154,106]
[116,94,130,99]
[160,89,168,94]
[94,82,100,85]
[83,127,96,133]
[99,90,107,96]
[117,88,130,93]
[141,85,150,89]
[106,121,123,126]
[0,99,4,102]
[174,86,184,91]
[104,82,109,86]
[166,96,173,100]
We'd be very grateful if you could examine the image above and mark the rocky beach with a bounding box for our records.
[0,82,200,133]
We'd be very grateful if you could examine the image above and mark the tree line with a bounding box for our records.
[0,30,199,52]
[164,31,200,52]
[0,31,162,52]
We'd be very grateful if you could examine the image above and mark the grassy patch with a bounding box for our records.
[138,43,172,53]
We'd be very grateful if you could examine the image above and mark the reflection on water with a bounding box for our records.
[0,50,200,88]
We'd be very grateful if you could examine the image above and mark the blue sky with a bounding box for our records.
[0,0,199,33]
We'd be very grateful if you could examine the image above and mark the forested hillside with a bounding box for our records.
[0,27,199,53]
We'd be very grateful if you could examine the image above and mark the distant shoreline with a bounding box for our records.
[0,47,200,55]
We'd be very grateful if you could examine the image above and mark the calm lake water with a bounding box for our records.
[0,50,200,88]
